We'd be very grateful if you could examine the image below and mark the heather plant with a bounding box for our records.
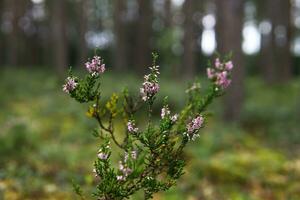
[63,53,233,200]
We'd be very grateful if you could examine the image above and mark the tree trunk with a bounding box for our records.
[182,0,197,78]
[5,0,26,67]
[78,0,89,67]
[0,0,4,66]
[51,0,68,77]
[164,0,172,28]
[113,0,128,71]
[260,0,292,84]
[7,0,19,66]
[261,0,277,84]
[135,0,153,74]
[274,0,292,82]
[216,0,245,121]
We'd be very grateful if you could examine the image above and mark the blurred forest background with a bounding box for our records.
[0,0,300,199]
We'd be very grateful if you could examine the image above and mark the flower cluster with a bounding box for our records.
[161,105,178,123]
[207,58,233,89]
[140,65,160,101]
[117,162,132,181]
[62,77,77,93]
[161,105,170,119]
[127,120,138,133]
[117,151,137,181]
[171,114,179,123]
[185,115,204,140]
[85,56,106,76]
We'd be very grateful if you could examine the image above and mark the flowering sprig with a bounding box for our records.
[140,70,160,102]
[85,56,106,76]
[207,58,233,89]
[64,54,233,200]
[140,53,160,102]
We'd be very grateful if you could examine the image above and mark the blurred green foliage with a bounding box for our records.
[0,69,299,199]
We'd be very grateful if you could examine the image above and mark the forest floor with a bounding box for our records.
[0,69,300,200]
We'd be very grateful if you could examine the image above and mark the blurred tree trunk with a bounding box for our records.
[216,0,245,122]
[6,0,19,66]
[260,0,276,84]
[135,0,153,74]
[51,0,68,77]
[274,0,292,82]
[113,0,128,71]
[182,0,197,78]
[261,0,292,84]
[78,0,88,67]
[5,0,26,67]
[164,0,172,28]
[0,0,4,66]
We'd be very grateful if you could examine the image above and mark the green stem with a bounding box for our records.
[147,98,154,126]
[197,86,218,113]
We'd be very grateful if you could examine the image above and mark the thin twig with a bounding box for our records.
[94,97,124,149]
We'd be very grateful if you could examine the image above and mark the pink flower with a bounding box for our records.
[187,115,204,134]
[122,167,132,176]
[215,58,222,69]
[207,58,233,89]
[140,81,159,101]
[118,160,133,181]
[62,77,77,93]
[127,120,138,133]
[225,61,233,71]
[216,71,231,89]
[161,105,178,123]
[85,56,106,76]
[124,152,129,162]
[117,175,126,181]
[119,161,125,171]
[140,65,160,101]
[161,106,170,119]
[124,151,137,162]
[171,114,179,123]
[131,150,137,160]
[97,152,109,160]
[186,115,204,140]
[207,68,215,79]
